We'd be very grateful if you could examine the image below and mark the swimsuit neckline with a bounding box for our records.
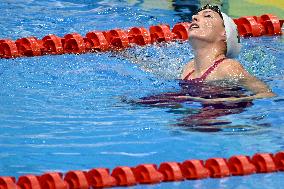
[183,57,227,82]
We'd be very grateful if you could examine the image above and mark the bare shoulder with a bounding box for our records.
[221,58,245,70]
[181,60,194,79]
[217,58,250,79]
[183,60,194,70]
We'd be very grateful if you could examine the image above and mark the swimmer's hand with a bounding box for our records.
[176,92,276,104]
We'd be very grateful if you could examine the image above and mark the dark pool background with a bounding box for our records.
[0,0,284,188]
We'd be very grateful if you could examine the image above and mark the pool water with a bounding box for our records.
[0,1,284,189]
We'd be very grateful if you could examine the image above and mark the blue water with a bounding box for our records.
[0,0,284,189]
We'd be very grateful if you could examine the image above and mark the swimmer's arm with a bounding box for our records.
[209,62,275,102]
[237,73,276,99]
[228,60,276,100]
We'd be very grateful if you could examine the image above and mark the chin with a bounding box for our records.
[189,30,215,42]
[189,32,207,41]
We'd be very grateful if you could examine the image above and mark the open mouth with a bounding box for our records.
[189,23,199,30]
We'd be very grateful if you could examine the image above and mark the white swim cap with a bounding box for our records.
[221,12,241,58]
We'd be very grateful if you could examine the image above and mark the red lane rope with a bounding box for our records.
[0,14,283,59]
[0,151,283,189]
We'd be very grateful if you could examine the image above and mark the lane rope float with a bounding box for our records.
[0,14,283,59]
[0,151,283,189]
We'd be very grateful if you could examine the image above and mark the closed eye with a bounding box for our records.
[204,14,213,18]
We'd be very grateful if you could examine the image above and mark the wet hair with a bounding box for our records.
[194,4,223,20]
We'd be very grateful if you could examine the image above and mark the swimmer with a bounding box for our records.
[179,4,276,103]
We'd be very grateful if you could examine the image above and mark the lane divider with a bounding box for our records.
[0,13,283,59]
[0,151,283,189]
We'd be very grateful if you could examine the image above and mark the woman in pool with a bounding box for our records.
[178,4,275,103]
[135,4,276,131]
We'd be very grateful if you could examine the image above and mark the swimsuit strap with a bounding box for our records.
[199,57,227,80]
[183,70,195,80]
[184,57,227,81]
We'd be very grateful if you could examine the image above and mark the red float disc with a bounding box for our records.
[85,31,109,51]
[180,159,209,179]
[42,34,64,55]
[15,37,42,57]
[205,158,230,178]
[227,155,256,176]
[64,33,86,54]
[0,40,19,58]
[111,166,137,186]
[172,22,190,40]
[132,164,163,184]
[128,27,151,46]
[158,162,184,181]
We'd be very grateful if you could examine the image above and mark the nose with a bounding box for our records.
[192,14,199,22]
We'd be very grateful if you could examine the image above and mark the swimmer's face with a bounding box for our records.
[189,9,225,42]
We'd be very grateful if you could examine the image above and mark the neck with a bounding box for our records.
[191,39,225,74]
